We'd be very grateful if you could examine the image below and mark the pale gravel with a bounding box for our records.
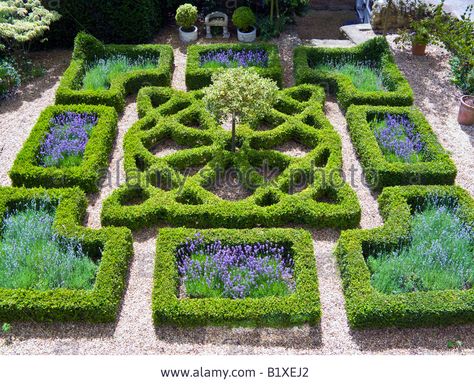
[1,32,474,355]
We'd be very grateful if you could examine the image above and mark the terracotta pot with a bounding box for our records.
[412,43,427,56]
[458,95,474,125]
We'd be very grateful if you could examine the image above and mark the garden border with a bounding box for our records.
[336,185,474,329]
[55,33,174,112]
[152,227,320,327]
[101,85,361,230]
[186,43,283,90]
[9,104,118,193]
[0,187,133,322]
[294,37,413,110]
[345,105,457,190]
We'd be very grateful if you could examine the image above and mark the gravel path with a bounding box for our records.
[1,34,474,355]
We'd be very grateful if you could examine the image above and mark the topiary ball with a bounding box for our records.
[232,6,256,33]
[176,4,198,31]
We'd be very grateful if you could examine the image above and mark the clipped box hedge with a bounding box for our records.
[294,37,413,110]
[101,84,361,230]
[55,32,174,112]
[186,43,283,90]
[0,187,133,322]
[345,105,457,190]
[9,104,118,193]
[153,227,320,327]
[336,185,474,329]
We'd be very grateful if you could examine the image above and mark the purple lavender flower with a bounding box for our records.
[373,114,424,163]
[39,112,98,168]
[199,49,269,68]
[177,233,294,299]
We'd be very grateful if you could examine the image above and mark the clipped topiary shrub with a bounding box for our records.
[152,227,320,327]
[186,43,283,90]
[232,6,256,33]
[55,33,173,112]
[101,84,361,230]
[175,3,198,31]
[345,105,457,190]
[336,185,474,329]
[294,37,414,110]
[0,186,133,322]
[9,104,118,193]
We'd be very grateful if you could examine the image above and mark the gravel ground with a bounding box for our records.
[1,31,474,355]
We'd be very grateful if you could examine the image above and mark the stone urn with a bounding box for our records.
[179,26,198,43]
[237,26,256,43]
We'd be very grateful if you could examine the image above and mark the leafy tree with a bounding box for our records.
[203,68,278,152]
[0,0,61,51]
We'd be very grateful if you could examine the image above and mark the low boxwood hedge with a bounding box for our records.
[9,104,118,193]
[153,227,320,327]
[55,32,174,112]
[345,105,457,190]
[186,43,283,90]
[294,37,413,110]
[336,185,474,329]
[0,187,133,322]
[101,84,361,230]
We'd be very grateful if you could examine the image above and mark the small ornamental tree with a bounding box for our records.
[0,0,61,51]
[203,67,278,152]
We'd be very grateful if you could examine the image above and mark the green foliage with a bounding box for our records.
[294,37,414,110]
[152,228,320,327]
[175,4,198,30]
[1,322,11,333]
[232,6,256,32]
[0,187,133,322]
[345,105,456,190]
[336,185,474,328]
[43,0,163,45]
[9,104,118,193]
[55,33,173,112]
[395,17,435,47]
[367,199,474,294]
[101,85,361,230]
[257,15,291,41]
[0,0,60,50]
[0,199,98,290]
[0,57,20,97]
[186,43,283,90]
[82,55,159,91]
[430,3,474,93]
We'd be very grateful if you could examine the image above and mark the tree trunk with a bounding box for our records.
[231,114,236,153]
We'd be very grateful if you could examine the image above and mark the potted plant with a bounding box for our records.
[395,19,433,56]
[232,6,257,43]
[176,3,198,43]
[458,95,474,125]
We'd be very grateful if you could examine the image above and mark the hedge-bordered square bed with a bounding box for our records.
[345,105,457,190]
[336,185,474,329]
[9,104,118,193]
[100,84,361,230]
[186,43,283,90]
[294,37,413,110]
[0,187,133,322]
[152,227,320,327]
[55,33,174,112]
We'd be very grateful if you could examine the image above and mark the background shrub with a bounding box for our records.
[41,0,163,45]
[0,57,20,98]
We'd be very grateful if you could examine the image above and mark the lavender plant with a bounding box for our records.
[39,112,98,168]
[82,54,159,90]
[177,233,294,299]
[313,59,386,92]
[368,197,474,294]
[372,114,425,163]
[0,199,98,290]
[199,49,269,69]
